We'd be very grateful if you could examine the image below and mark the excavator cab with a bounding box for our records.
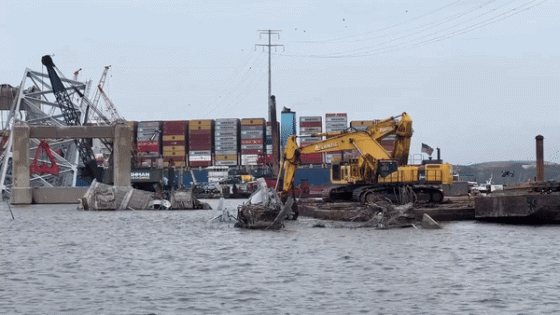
[377,160,399,177]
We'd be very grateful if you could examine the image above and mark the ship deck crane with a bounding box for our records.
[41,55,102,181]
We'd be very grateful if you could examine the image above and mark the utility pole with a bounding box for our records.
[256,29,284,176]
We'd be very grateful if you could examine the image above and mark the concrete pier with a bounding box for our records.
[11,124,32,204]
[10,122,132,204]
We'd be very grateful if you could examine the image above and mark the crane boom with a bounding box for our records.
[41,55,100,180]
[98,86,123,121]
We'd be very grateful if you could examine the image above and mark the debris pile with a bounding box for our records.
[170,189,211,210]
[359,201,417,228]
[78,180,211,210]
[358,201,441,229]
[235,178,294,229]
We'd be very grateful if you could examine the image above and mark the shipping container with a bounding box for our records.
[215,118,239,125]
[189,150,212,156]
[189,144,212,151]
[189,121,213,132]
[163,151,186,158]
[241,139,264,145]
[300,121,322,128]
[299,136,322,143]
[162,140,186,147]
[189,155,212,162]
[137,141,160,153]
[241,144,265,150]
[215,154,238,161]
[300,127,322,134]
[214,135,237,141]
[241,149,264,155]
[241,118,266,125]
[163,135,185,141]
[241,154,259,165]
[215,160,238,166]
[300,116,322,122]
[214,145,238,152]
[190,161,212,167]
[214,150,238,155]
[300,153,323,164]
[188,129,212,136]
[325,113,348,121]
[163,145,185,152]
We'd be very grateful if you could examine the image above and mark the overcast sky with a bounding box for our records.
[1,0,558,165]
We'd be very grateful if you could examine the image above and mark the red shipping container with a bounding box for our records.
[163,156,186,163]
[300,156,323,164]
[137,143,160,152]
[300,121,322,128]
[163,140,186,147]
[189,129,212,136]
[257,154,274,164]
[189,144,212,151]
[189,139,212,145]
[163,130,186,136]
[189,140,212,147]
[190,160,212,167]
[301,153,323,160]
[189,134,212,140]
[241,149,264,154]
[163,122,187,130]
[163,120,187,127]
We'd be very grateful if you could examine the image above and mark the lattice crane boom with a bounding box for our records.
[98,86,124,121]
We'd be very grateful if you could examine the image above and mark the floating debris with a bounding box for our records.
[210,197,238,223]
[78,180,211,210]
[234,178,295,229]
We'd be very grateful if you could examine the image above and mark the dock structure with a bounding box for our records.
[10,123,132,204]
[474,135,560,223]
[475,192,560,222]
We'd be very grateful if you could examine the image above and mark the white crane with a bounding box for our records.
[98,85,124,122]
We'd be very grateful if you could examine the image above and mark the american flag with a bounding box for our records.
[421,143,434,156]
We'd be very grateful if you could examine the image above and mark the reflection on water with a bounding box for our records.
[1,200,560,314]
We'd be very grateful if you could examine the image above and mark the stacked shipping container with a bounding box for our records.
[325,113,347,163]
[214,118,240,166]
[162,121,187,167]
[241,118,265,166]
[137,121,162,168]
[299,116,323,164]
[189,119,214,167]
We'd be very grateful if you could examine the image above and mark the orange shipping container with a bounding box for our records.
[241,118,266,126]
[163,145,186,152]
[215,154,238,161]
[163,151,186,157]
[163,135,185,141]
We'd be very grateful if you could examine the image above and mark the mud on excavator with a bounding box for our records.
[280,112,453,205]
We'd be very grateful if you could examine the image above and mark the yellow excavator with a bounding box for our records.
[281,112,453,205]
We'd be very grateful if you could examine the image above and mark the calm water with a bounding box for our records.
[1,199,560,314]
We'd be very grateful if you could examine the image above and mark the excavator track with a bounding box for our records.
[322,184,444,204]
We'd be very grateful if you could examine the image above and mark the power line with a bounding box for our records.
[293,0,463,45]
[279,0,547,59]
